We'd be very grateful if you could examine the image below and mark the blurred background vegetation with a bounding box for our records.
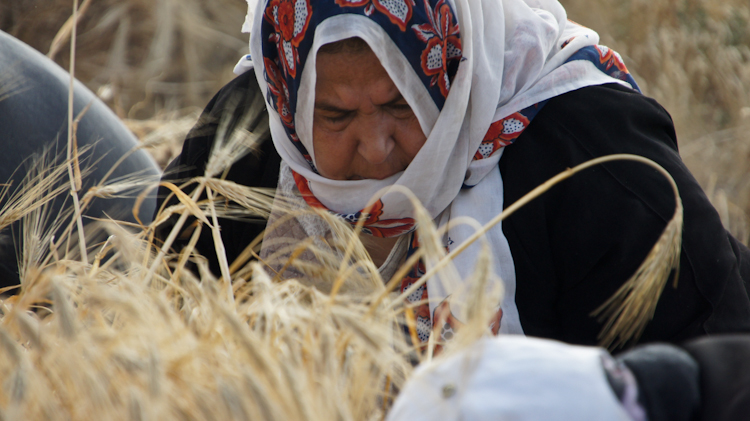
[1,0,748,243]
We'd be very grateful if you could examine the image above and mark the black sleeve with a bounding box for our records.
[612,335,750,421]
[682,334,750,421]
[615,343,700,421]
[154,71,281,276]
[500,83,750,347]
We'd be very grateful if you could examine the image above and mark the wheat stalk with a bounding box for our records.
[382,154,682,350]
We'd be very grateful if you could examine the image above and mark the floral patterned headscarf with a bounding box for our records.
[248,0,639,339]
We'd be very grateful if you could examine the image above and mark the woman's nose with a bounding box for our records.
[356,114,394,164]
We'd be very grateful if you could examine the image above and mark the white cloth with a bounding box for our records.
[233,54,254,76]
[246,0,635,333]
[387,336,633,421]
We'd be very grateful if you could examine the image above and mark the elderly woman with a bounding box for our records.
[157,0,750,348]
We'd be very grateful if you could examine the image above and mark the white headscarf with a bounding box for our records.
[242,0,635,334]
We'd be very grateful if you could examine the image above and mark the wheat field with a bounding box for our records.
[0,0,747,419]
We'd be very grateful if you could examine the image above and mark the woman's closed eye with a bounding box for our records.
[383,98,416,119]
[323,112,352,123]
[315,109,355,129]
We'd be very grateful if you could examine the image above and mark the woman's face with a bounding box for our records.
[313,48,427,181]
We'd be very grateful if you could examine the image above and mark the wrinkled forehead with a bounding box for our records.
[259,0,462,115]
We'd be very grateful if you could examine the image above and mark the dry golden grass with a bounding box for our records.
[0,125,685,420]
[0,118,413,420]
[0,0,743,416]
[0,119,683,420]
[123,108,203,168]
[0,252,412,420]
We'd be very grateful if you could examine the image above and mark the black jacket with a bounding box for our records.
[156,70,750,348]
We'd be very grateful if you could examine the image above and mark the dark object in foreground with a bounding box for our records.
[0,30,160,286]
[609,334,750,421]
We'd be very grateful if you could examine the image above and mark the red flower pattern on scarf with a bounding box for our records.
[336,0,414,31]
[264,58,295,129]
[595,45,628,74]
[264,0,312,78]
[292,171,415,237]
[412,0,461,98]
[473,112,531,160]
